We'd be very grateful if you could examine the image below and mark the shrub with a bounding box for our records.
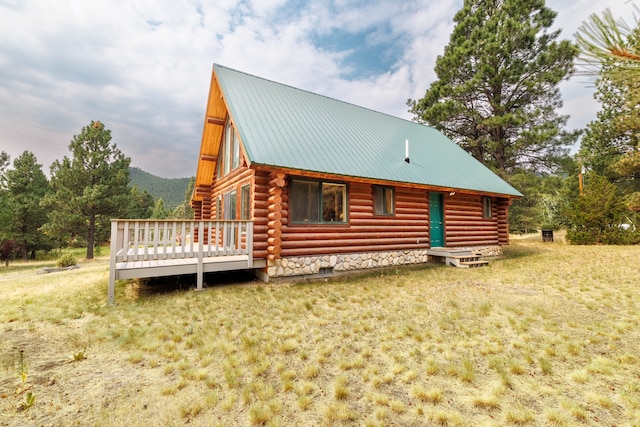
[1,240,18,266]
[566,230,597,245]
[563,173,634,245]
[56,252,78,268]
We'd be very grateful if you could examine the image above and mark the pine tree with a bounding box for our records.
[577,10,640,212]
[44,121,130,259]
[507,172,565,233]
[5,151,51,260]
[0,151,9,178]
[170,177,195,219]
[408,0,578,174]
[576,7,640,90]
[563,173,637,244]
[0,151,13,243]
[128,185,155,218]
[151,198,167,219]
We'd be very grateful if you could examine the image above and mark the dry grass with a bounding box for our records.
[1,233,640,426]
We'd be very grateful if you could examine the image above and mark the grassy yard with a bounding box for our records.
[1,235,639,426]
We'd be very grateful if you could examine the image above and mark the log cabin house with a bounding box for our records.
[190,64,522,281]
[108,64,522,303]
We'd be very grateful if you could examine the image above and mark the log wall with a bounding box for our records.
[252,170,271,259]
[203,165,510,261]
[443,194,500,247]
[497,198,510,245]
[280,181,431,257]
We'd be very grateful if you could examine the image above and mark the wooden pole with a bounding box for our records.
[579,173,584,196]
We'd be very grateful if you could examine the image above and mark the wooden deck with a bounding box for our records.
[108,219,265,304]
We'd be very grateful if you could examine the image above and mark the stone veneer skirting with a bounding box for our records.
[266,246,502,278]
[456,245,503,257]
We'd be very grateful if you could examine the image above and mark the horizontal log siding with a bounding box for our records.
[444,194,499,247]
[252,170,271,259]
[192,200,203,220]
[280,183,430,257]
[497,198,510,245]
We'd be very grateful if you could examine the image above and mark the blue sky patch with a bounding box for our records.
[312,25,403,78]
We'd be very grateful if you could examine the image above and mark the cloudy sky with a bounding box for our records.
[0,0,635,178]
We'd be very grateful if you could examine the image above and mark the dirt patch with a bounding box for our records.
[36,265,80,274]
[0,317,168,427]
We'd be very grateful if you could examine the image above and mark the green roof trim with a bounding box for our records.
[213,64,522,197]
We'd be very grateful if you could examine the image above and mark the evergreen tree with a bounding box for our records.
[576,7,640,90]
[44,121,131,259]
[0,151,12,242]
[151,198,167,219]
[507,172,565,233]
[577,11,640,213]
[0,151,8,179]
[5,151,52,261]
[170,177,195,219]
[563,173,638,244]
[128,185,155,218]
[408,0,578,174]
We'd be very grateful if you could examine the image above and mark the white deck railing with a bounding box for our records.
[108,219,253,304]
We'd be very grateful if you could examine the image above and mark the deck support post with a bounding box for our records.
[197,221,204,290]
[108,220,119,305]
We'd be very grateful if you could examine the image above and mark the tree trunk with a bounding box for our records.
[87,209,95,260]
[21,240,28,262]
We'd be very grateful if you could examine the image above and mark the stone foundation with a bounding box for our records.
[267,249,430,278]
[266,245,502,279]
[455,245,503,257]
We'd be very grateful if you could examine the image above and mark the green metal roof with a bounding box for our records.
[213,64,522,197]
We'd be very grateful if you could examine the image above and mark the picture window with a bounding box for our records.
[291,179,347,224]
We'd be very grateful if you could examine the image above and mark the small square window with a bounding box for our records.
[374,186,394,215]
[482,196,492,218]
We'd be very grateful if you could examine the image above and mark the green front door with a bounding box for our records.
[429,193,444,247]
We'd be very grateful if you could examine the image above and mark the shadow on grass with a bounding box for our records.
[126,270,261,299]
[501,242,547,260]
[288,260,444,288]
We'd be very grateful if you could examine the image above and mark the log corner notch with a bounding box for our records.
[267,173,286,261]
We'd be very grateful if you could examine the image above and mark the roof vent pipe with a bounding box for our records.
[404,139,410,163]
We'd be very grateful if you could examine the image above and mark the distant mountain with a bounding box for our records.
[129,167,193,209]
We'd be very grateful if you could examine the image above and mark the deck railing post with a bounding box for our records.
[246,220,253,268]
[197,221,204,290]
